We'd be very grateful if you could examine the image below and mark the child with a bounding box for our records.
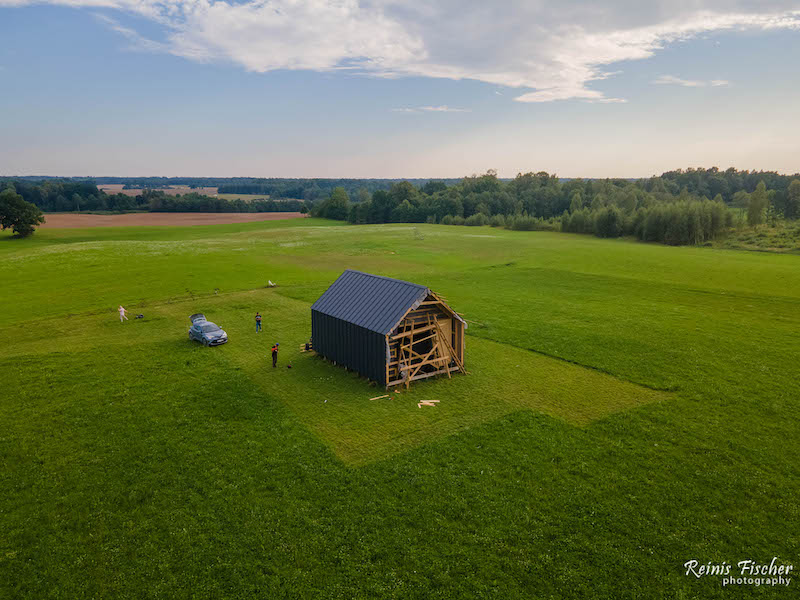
[118,305,128,322]
[255,312,262,333]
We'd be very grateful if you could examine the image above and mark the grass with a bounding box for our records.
[716,222,800,253]
[1,221,799,598]
[215,193,271,201]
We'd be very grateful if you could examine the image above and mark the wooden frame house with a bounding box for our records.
[311,270,466,388]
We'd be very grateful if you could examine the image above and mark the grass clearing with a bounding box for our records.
[2,220,799,597]
[2,288,668,465]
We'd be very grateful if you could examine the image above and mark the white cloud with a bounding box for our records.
[2,1,799,102]
[92,13,167,52]
[392,105,470,113]
[653,75,730,87]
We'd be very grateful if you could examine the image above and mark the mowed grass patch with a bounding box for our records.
[2,288,668,465]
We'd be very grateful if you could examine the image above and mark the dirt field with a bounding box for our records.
[97,185,219,197]
[41,212,305,228]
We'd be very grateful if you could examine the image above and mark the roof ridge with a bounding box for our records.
[344,269,428,291]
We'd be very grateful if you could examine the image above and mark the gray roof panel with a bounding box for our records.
[311,270,430,335]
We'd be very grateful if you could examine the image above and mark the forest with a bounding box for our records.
[5,176,459,202]
[311,168,800,246]
[0,180,303,214]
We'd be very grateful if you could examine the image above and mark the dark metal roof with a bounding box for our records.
[311,270,430,335]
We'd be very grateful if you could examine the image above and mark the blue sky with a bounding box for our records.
[1,1,799,178]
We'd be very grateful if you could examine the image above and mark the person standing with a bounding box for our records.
[118,305,129,322]
[255,312,262,333]
[271,343,279,368]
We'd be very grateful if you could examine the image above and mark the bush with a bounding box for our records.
[490,214,505,227]
[465,213,489,226]
[505,214,560,231]
[562,208,593,234]
[440,215,454,225]
[452,215,465,226]
[425,215,437,224]
[506,215,535,231]
[593,206,623,238]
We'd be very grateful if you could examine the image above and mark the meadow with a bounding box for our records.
[1,219,799,598]
[216,193,271,201]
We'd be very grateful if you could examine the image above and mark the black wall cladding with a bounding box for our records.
[311,311,388,385]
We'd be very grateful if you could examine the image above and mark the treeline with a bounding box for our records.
[562,200,734,245]
[4,176,463,204]
[4,179,144,212]
[0,180,304,213]
[146,191,302,213]
[312,169,800,246]
[217,178,461,201]
[657,167,799,203]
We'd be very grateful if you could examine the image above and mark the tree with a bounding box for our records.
[0,187,45,237]
[747,181,769,226]
[569,192,583,213]
[593,205,623,238]
[590,194,606,211]
[618,189,638,213]
[421,180,448,195]
[732,190,750,209]
[786,180,800,220]
[317,187,350,221]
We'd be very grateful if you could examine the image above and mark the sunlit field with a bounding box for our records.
[2,219,799,598]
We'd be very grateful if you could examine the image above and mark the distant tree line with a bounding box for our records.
[311,168,800,246]
[0,180,304,214]
[146,191,303,213]
[216,178,461,201]
[5,169,800,244]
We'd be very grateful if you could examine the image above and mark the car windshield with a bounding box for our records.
[200,323,222,333]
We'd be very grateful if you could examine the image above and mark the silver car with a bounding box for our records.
[188,313,228,346]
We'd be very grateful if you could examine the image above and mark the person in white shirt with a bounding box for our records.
[118,305,129,322]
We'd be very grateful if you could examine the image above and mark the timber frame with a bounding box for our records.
[385,292,466,389]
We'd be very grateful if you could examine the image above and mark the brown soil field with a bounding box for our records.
[97,185,219,197]
[41,212,305,228]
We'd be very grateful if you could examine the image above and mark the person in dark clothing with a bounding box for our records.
[271,343,279,367]
[255,312,262,332]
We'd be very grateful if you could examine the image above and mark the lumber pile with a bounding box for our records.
[417,400,439,408]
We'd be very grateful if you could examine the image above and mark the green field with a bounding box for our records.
[2,220,799,598]
[214,192,307,204]
[216,193,271,201]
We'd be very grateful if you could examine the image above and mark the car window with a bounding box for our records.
[200,324,221,333]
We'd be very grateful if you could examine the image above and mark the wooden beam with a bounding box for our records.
[399,356,449,371]
[434,318,465,373]
[389,323,436,340]
[400,332,439,349]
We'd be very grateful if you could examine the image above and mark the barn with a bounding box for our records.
[310,270,466,388]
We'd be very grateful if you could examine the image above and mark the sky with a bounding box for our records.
[0,1,799,178]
